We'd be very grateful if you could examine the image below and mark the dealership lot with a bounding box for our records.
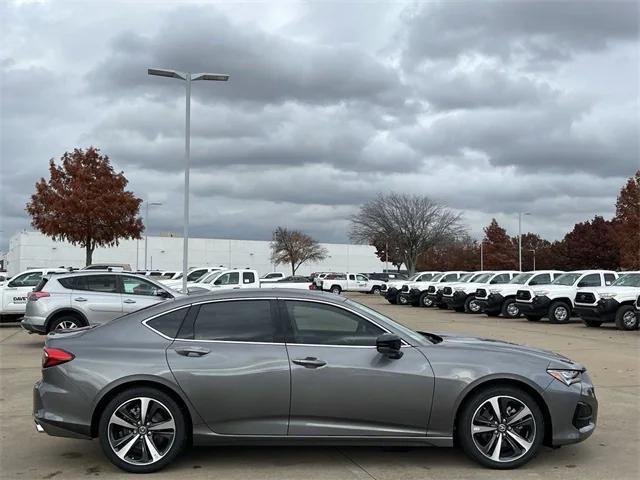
[1,293,638,480]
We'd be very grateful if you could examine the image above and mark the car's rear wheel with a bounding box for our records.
[464,296,482,314]
[501,299,521,319]
[48,314,84,333]
[99,387,187,473]
[330,285,342,295]
[419,292,433,307]
[548,301,571,324]
[583,319,603,328]
[615,305,639,331]
[458,386,544,469]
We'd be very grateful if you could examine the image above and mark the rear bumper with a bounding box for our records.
[21,316,47,334]
[33,380,92,439]
[516,295,551,316]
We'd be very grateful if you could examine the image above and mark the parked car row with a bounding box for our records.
[381,269,640,331]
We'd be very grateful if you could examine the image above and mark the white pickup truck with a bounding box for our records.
[186,269,313,293]
[573,271,640,330]
[0,268,68,320]
[320,273,385,295]
[381,271,442,305]
[515,270,619,323]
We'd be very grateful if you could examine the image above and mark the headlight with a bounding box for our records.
[489,288,502,294]
[533,290,549,296]
[599,293,617,299]
[547,368,582,386]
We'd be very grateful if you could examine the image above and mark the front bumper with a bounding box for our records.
[444,291,467,309]
[384,287,399,302]
[544,371,598,446]
[574,298,619,322]
[21,316,47,334]
[476,293,504,314]
[516,295,551,316]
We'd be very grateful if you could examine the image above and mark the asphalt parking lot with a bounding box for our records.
[1,293,638,480]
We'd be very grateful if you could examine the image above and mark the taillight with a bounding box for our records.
[42,347,74,368]
[29,291,50,301]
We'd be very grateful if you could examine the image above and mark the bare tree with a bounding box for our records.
[270,226,329,275]
[349,193,465,274]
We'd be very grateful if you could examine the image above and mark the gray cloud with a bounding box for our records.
[1,0,638,253]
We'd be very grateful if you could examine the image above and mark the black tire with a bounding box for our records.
[397,293,409,305]
[525,315,542,322]
[464,296,482,314]
[583,319,603,328]
[98,387,187,473]
[330,285,342,295]
[501,299,521,319]
[548,301,571,324]
[371,286,381,295]
[47,314,85,333]
[485,311,501,317]
[457,385,544,469]
[419,292,433,307]
[614,305,639,331]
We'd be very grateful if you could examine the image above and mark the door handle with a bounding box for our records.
[123,299,136,304]
[174,347,211,357]
[74,297,87,302]
[292,357,327,368]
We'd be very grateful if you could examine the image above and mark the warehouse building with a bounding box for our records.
[3,231,386,277]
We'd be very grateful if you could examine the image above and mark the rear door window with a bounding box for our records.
[147,308,190,338]
[604,273,616,286]
[193,300,277,342]
[74,275,118,293]
[243,272,256,284]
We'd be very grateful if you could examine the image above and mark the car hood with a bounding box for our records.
[386,280,409,289]
[429,332,583,369]
[522,284,577,296]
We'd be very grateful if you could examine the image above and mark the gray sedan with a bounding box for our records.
[33,289,597,473]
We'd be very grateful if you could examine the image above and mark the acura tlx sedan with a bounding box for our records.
[34,290,597,473]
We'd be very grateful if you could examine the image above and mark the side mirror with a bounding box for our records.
[376,333,403,359]
[155,289,172,299]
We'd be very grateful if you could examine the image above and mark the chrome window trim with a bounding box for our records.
[141,296,410,347]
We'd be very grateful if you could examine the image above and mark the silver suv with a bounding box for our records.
[21,271,182,334]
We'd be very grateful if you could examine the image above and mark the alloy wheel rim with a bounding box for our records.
[622,311,637,328]
[423,297,432,307]
[554,306,568,321]
[108,397,176,466]
[507,303,519,317]
[471,395,536,463]
[399,295,408,305]
[469,300,481,312]
[55,320,78,330]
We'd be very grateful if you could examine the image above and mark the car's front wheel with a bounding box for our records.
[98,387,187,473]
[397,293,409,305]
[548,301,571,324]
[501,299,521,319]
[464,296,482,314]
[419,292,433,307]
[371,286,381,295]
[458,386,544,469]
[615,305,639,330]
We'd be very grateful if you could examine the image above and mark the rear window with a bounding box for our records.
[147,307,190,338]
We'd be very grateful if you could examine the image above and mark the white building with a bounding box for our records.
[4,231,386,276]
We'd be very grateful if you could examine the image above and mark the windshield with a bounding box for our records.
[200,271,223,284]
[552,273,582,286]
[458,273,475,282]
[429,273,445,282]
[509,273,534,284]
[186,270,207,282]
[611,273,640,287]
[471,273,493,283]
[345,299,426,345]
[406,273,421,281]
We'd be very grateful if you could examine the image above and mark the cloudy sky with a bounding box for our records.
[1,0,638,251]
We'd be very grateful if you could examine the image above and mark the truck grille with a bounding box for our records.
[443,287,452,295]
[516,290,531,301]
[427,286,435,293]
[476,288,487,298]
[575,292,596,304]
[401,285,408,292]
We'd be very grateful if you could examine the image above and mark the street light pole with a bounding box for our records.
[148,68,229,293]
[144,201,162,270]
[518,212,531,271]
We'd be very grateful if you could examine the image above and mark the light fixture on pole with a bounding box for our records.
[148,68,229,293]
[518,212,531,271]
[144,201,163,270]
